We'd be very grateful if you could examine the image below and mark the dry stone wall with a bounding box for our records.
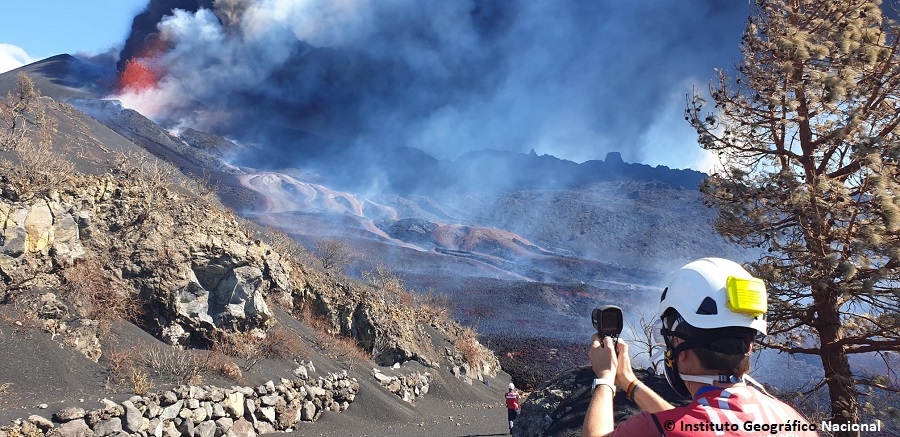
[0,369,359,437]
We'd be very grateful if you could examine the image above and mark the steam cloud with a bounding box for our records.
[116,0,747,173]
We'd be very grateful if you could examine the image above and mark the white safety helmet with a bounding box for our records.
[655,258,769,397]
[658,257,767,335]
[508,383,515,390]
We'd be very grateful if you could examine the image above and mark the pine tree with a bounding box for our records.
[686,1,900,434]
[0,73,39,150]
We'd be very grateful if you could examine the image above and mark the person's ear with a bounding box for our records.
[670,338,688,364]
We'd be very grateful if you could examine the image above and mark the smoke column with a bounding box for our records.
[115,0,747,174]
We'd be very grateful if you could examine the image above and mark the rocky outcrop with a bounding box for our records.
[297,269,499,380]
[0,195,87,265]
[93,177,288,344]
[372,367,431,403]
[19,292,102,361]
[0,370,359,436]
[0,174,289,347]
[298,271,436,367]
[444,345,499,385]
[513,366,687,437]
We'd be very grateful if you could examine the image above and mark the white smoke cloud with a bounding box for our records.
[639,77,719,172]
[115,0,748,170]
[0,44,33,74]
[244,0,374,47]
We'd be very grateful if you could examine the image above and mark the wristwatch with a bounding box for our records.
[591,378,616,394]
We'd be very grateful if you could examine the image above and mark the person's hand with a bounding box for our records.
[588,334,617,379]
[614,340,637,390]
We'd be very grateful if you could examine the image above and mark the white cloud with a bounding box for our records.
[0,44,33,74]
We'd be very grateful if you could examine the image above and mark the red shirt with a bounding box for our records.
[611,385,816,436]
[506,391,520,410]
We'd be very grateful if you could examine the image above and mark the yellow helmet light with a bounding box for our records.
[726,276,767,316]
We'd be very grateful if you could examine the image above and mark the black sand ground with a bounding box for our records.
[0,306,518,436]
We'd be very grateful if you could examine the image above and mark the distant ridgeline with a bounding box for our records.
[298,146,709,195]
[433,149,706,193]
[590,151,706,190]
[456,149,707,191]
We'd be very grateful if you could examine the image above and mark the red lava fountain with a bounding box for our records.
[118,38,167,93]
[119,58,160,93]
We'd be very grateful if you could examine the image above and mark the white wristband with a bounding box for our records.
[591,378,616,394]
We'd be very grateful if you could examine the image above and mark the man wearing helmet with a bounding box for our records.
[582,258,816,436]
[506,382,520,433]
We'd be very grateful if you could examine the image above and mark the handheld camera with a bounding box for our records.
[592,305,623,347]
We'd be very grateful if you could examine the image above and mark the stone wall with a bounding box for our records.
[0,369,359,437]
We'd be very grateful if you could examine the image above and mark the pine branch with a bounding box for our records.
[756,340,821,355]
[854,378,900,393]
[843,341,900,354]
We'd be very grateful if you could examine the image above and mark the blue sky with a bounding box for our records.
[0,0,147,72]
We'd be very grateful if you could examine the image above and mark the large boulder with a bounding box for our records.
[210,265,271,327]
[24,202,54,253]
[173,265,272,340]
[1,199,87,262]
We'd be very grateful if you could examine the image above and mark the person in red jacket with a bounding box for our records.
[506,382,520,433]
[582,258,817,436]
